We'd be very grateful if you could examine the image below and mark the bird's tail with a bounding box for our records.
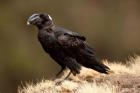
[81,45,112,74]
[91,62,111,74]
[87,59,111,74]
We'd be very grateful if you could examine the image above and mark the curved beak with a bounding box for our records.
[27,21,30,25]
[27,14,39,25]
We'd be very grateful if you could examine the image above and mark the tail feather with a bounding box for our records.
[90,62,110,74]
[80,45,111,74]
[83,56,111,74]
[85,57,110,74]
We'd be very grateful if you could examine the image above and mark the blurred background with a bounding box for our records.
[0,0,140,92]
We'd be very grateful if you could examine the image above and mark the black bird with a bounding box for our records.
[27,13,110,77]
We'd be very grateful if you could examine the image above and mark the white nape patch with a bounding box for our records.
[48,15,52,20]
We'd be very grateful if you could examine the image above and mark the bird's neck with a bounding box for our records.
[37,23,55,31]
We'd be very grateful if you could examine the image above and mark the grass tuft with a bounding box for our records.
[18,56,140,93]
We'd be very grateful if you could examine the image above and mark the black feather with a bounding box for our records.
[28,13,110,76]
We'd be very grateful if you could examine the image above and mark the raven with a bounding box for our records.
[27,13,110,77]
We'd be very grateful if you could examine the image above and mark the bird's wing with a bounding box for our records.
[57,31,86,48]
[64,31,86,41]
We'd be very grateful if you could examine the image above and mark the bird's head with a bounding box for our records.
[27,13,53,29]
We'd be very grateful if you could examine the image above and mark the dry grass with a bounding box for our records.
[18,56,140,93]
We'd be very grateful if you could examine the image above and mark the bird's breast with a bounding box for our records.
[38,31,59,50]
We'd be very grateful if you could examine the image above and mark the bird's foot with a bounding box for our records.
[54,79,63,85]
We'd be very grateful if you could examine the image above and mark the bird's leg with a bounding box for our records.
[64,71,72,80]
[52,68,66,81]
[64,57,81,75]
[55,68,65,78]
[55,70,71,85]
[55,57,81,85]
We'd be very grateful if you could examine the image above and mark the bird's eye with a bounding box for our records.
[40,14,50,22]
[39,14,44,17]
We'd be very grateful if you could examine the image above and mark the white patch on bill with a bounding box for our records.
[27,14,39,25]
[27,21,30,25]
[30,14,39,21]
